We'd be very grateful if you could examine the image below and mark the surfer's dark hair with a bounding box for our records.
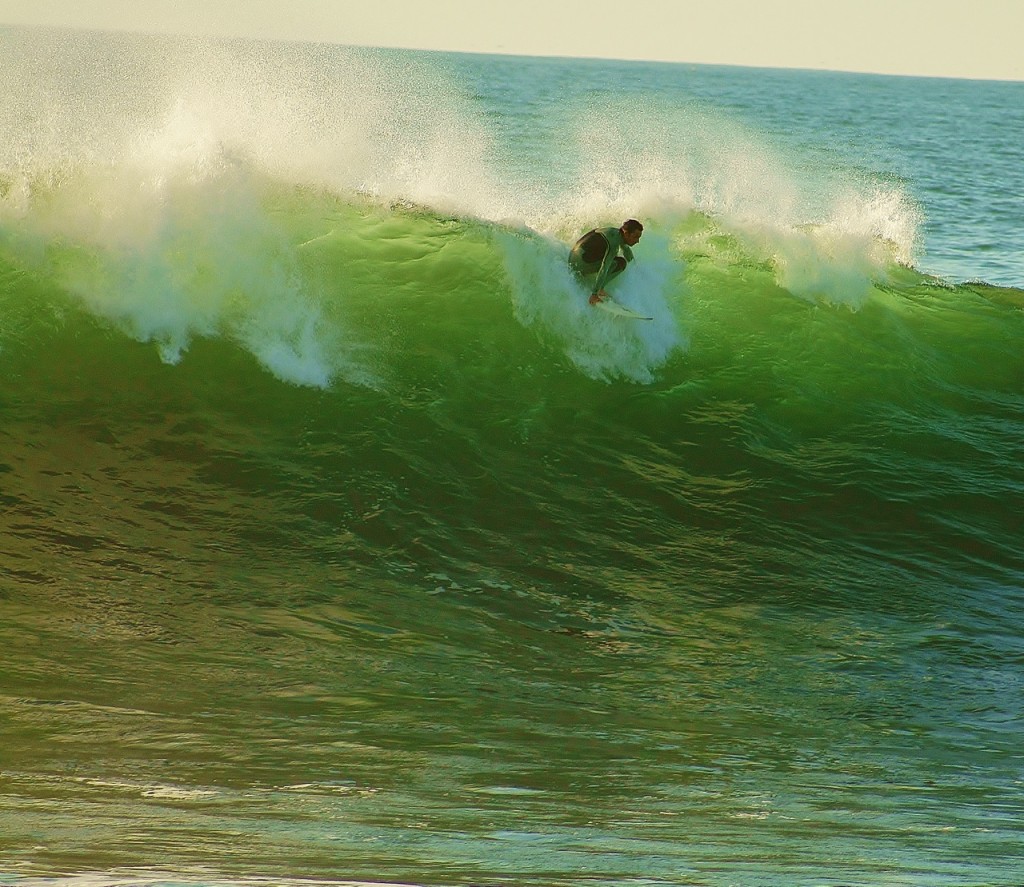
[622,219,643,233]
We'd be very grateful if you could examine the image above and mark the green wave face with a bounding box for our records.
[2,165,1020,601]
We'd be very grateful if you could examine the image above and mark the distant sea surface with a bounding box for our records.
[1,26,1022,887]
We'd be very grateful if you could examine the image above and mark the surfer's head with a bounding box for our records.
[621,219,643,246]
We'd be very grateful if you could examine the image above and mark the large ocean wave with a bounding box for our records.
[3,27,1024,887]
[0,24,1020,699]
[3,26,974,390]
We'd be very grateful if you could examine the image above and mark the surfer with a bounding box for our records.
[569,219,643,304]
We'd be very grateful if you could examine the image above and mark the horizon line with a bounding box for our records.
[3,20,1023,85]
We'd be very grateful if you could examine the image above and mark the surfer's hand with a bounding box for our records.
[589,290,608,305]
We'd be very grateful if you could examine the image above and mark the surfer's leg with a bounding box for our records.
[569,245,601,277]
[604,256,627,282]
[569,254,600,286]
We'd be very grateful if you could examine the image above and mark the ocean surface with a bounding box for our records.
[1,25,1023,887]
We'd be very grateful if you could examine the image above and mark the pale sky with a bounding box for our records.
[2,0,1022,82]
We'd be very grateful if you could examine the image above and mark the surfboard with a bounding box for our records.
[594,298,653,320]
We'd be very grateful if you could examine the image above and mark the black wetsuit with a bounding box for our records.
[568,226,635,293]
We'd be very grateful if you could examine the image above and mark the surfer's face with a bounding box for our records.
[623,227,642,246]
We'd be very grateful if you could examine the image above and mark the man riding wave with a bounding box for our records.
[568,219,644,304]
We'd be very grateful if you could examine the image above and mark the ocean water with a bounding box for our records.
[1,25,1023,887]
